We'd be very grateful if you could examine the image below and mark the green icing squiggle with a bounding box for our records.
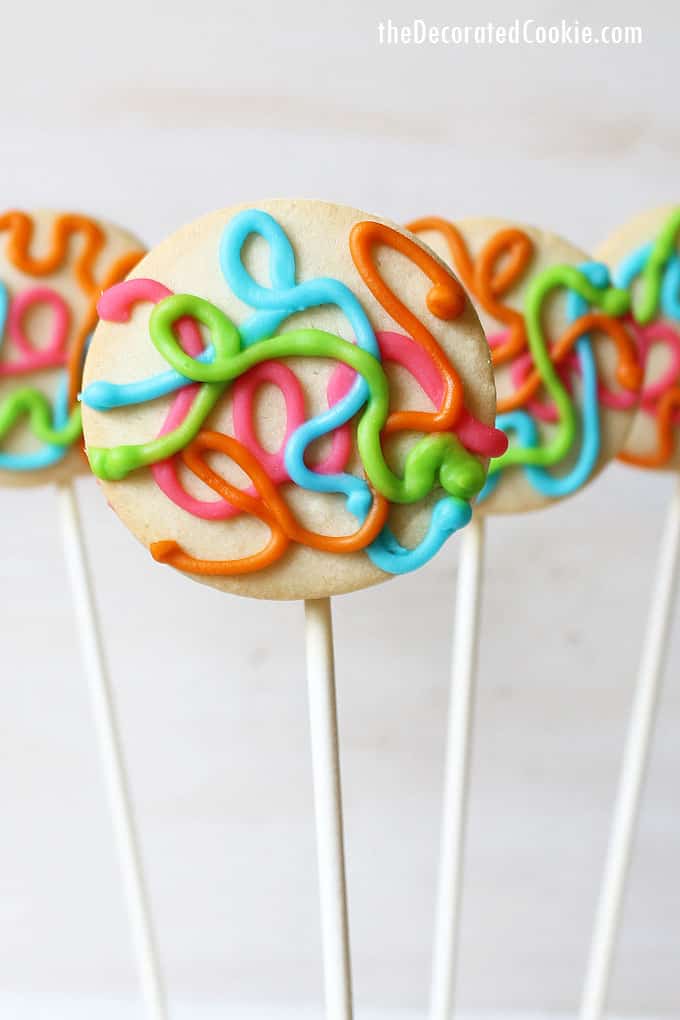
[0,388,81,448]
[489,266,630,475]
[635,207,680,324]
[88,294,485,504]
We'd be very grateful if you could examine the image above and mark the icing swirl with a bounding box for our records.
[83,210,507,576]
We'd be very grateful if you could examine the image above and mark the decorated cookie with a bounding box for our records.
[0,210,145,487]
[596,205,680,470]
[81,199,506,600]
[408,217,642,514]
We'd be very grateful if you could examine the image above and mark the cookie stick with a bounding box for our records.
[58,481,168,1020]
[580,477,680,1020]
[0,210,167,1019]
[580,205,680,1019]
[305,597,353,1018]
[429,511,484,1020]
[80,199,504,1016]
[408,216,642,1019]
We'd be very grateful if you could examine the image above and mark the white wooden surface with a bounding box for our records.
[0,0,677,1015]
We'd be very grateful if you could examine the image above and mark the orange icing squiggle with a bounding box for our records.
[151,429,390,574]
[0,211,145,409]
[497,311,641,414]
[618,387,680,468]
[0,211,106,288]
[408,216,641,420]
[407,217,533,365]
[349,220,466,435]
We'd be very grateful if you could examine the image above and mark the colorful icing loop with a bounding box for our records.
[84,209,508,577]
[89,293,486,502]
[409,218,642,502]
[0,286,70,377]
[152,428,390,574]
[349,219,466,433]
[629,208,680,325]
[611,207,680,469]
[408,217,533,366]
[0,212,145,473]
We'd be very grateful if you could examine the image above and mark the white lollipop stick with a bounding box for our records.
[581,474,680,1020]
[430,514,485,1020]
[304,597,353,1020]
[57,480,168,1020]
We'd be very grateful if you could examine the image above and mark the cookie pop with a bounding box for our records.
[407,215,642,1020]
[581,206,680,1020]
[80,198,506,1015]
[0,210,142,484]
[0,211,166,1018]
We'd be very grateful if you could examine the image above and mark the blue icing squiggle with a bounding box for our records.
[0,281,9,343]
[615,241,652,291]
[365,496,471,573]
[220,210,380,504]
[615,241,680,322]
[81,347,216,409]
[662,256,680,320]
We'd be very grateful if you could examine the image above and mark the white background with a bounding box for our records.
[0,0,678,1016]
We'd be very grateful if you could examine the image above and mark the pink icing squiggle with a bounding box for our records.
[330,331,507,458]
[489,327,639,424]
[98,279,353,521]
[486,330,508,351]
[0,286,70,377]
[97,278,178,322]
[233,361,305,476]
[154,359,353,520]
[628,319,680,423]
[234,361,353,479]
[509,349,638,422]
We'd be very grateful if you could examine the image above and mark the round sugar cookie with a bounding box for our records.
[596,204,680,471]
[81,198,505,601]
[408,216,642,514]
[0,209,145,488]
